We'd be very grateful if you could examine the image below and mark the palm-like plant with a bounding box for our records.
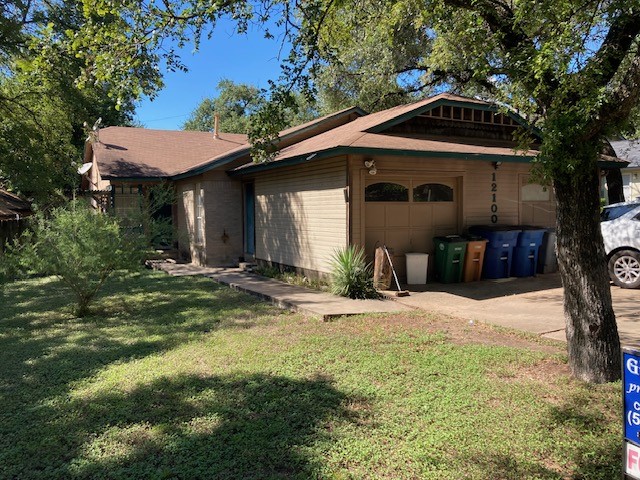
[330,245,379,299]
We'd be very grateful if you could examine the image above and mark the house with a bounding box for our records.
[610,140,640,202]
[0,189,32,251]
[84,93,627,280]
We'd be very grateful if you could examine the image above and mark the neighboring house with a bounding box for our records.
[610,140,640,202]
[84,93,627,280]
[0,189,32,251]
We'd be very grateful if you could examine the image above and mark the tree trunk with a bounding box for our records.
[553,161,621,383]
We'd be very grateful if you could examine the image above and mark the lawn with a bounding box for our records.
[0,270,621,479]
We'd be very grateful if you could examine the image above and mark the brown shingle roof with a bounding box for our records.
[171,106,366,178]
[0,189,32,220]
[232,94,535,172]
[93,127,248,178]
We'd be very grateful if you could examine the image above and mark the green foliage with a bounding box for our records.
[4,201,143,316]
[0,270,622,478]
[0,1,143,201]
[254,264,329,292]
[330,245,379,299]
[183,79,265,133]
[120,182,177,249]
[183,79,319,158]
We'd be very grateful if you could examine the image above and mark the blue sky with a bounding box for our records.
[134,18,287,130]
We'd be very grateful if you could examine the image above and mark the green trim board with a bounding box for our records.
[228,146,536,176]
[367,98,543,140]
[171,107,367,181]
[171,148,251,180]
[103,176,166,182]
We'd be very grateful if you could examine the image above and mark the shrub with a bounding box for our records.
[330,245,379,299]
[4,201,143,316]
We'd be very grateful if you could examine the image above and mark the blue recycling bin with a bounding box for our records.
[511,227,547,277]
[468,226,521,279]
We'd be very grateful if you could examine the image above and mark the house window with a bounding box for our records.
[413,183,454,202]
[365,182,409,202]
[195,185,204,244]
[521,183,550,202]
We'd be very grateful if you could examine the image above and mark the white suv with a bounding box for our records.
[601,201,640,288]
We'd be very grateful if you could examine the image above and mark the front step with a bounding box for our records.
[239,262,257,272]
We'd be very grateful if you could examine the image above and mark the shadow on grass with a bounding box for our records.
[1,271,316,479]
[6,373,349,479]
[460,452,560,480]
[545,393,622,479]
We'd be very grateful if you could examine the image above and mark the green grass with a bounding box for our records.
[254,264,330,292]
[0,270,621,479]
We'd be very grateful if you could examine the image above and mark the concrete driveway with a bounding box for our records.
[394,273,640,346]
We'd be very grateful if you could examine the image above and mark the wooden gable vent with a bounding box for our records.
[420,105,517,126]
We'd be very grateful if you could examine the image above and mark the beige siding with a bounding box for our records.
[348,154,555,279]
[349,154,555,247]
[621,167,640,201]
[518,174,557,226]
[255,158,348,275]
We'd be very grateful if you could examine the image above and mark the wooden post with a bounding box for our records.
[373,246,393,290]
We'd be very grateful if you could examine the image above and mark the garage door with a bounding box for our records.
[364,177,460,280]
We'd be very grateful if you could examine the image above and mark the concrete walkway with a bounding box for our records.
[150,261,640,346]
[150,261,412,320]
[393,274,640,346]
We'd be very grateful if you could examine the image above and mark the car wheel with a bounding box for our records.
[608,250,640,289]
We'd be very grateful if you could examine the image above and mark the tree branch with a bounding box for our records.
[581,10,640,90]
[442,0,557,105]
[584,49,640,139]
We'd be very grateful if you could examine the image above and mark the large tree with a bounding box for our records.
[266,0,640,383]
[183,79,319,134]
[5,0,638,382]
[183,79,267,133]
[0,1,154,202]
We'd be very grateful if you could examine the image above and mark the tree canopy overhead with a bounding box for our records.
[2,0,639,382]
[0,1,149,201]
[183,79,319,135]
[273,0,640,383]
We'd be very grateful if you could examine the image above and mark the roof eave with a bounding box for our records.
[172,107,368,180]
[102,175,169,182]
[171,148,251,180]
[229,146,537,176]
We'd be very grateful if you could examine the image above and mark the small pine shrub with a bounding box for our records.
[330,245,379,299]
[5,201,143,316]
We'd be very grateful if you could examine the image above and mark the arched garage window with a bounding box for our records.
[413,183,454,202]
[365,182,409,202]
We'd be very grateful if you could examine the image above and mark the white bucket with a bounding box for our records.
[405,253,429,284]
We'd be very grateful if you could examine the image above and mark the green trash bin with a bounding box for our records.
[433,235,468,283]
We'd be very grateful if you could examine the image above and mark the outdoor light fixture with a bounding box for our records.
[492,161,502,170]
[364,159,377,175]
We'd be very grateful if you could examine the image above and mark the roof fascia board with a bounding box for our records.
[600,160,630,168]
[229,146,537,176]
[171,107,367,180]
[103,176,167,182]
[171,148,251,180]
[367,98,542,139]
